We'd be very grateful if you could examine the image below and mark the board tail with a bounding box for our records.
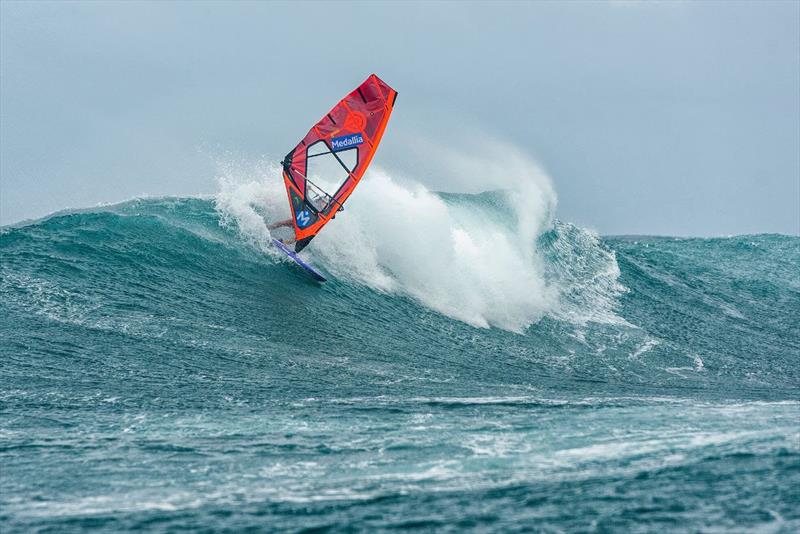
[272,239,327,282]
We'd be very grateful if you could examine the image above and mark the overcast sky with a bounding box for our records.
[1,0,798,235]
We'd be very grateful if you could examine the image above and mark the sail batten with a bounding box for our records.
[281,74,397,252]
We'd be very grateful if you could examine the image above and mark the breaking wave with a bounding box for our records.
[3,156,799,532]
[214,154,623,332]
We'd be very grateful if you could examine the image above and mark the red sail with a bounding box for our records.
[281,74,397,252]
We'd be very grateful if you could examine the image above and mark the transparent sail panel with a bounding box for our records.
[337,148,358,172]
[307,140,329,157]
[305,147,358,212]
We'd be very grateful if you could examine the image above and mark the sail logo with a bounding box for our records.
[296,209,312,228]
[331,133,364,152]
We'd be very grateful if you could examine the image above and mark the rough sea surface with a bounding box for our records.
[2,195,798,532]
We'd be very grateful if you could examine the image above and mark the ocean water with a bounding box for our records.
[1,174,799,532]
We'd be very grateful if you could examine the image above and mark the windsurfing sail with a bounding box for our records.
[281,74,398,252]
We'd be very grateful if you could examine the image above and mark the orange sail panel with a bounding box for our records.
[281,74,397,252]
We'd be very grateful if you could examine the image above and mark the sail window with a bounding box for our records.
[305,144,358,211]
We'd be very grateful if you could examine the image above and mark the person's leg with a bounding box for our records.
[268,218,293,230]
[268,218,296,244]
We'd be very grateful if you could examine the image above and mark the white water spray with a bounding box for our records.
[214,140,622,333]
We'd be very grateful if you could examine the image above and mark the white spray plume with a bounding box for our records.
[213,138,622,333]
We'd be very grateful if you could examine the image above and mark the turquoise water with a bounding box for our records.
[1,195,798,532]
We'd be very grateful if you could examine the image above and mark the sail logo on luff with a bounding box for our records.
[331,133,364,152]
[296,210,312,228]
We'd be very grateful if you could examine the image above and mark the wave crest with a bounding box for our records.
[214,151,625,332]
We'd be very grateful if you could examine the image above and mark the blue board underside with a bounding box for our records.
[272,239,327,282]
